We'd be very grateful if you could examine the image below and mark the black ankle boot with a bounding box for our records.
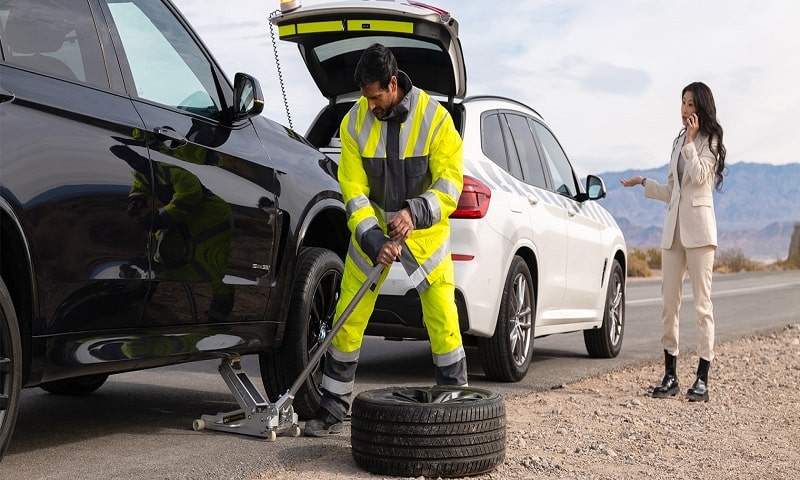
[686,358,710,402]
[652,350,679,398]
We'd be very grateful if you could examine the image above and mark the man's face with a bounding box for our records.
[361,76,397,120]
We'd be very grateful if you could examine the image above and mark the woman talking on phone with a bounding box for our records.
[621,81,726,402]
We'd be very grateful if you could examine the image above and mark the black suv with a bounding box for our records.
[0,0,349,458]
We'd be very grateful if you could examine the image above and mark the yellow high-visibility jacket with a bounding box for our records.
[338,72,463,292]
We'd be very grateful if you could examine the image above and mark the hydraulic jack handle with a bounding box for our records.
[275,261,386,410]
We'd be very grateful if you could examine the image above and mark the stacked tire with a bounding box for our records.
[351,386,506,478]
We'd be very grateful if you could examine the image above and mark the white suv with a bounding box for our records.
[272,0,627,382]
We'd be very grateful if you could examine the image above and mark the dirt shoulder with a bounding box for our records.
[259,323,800,479]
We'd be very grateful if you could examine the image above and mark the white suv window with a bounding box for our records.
[481,113,511,172]
[505,113,548,189]
[531,121,577,197]
[105,0,221,119]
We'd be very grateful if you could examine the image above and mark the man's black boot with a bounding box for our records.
[652,350,680,398]
[304,408,343,437]
[686,358,711,402]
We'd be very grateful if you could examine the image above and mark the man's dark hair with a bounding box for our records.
[354,43,397,89]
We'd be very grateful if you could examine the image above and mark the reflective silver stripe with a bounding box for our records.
[328,344,360,363]
[406,238,450,290]
[415,99,440,156]
[354,109,387,158]
[432,177,459,201]
[432,345,466,367]
[346,195,371,219]
[347,111,360,145]
[354,216,379,243]
[348,241,373,275]
[347,107,375,152]
[359,111,375,148]
[421,191,441,224]
[408,265,427,287]
[321,375,354,395]
[420,96,440,156]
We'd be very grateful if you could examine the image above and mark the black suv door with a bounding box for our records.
[0,0,152,337]
[99,0,280,326]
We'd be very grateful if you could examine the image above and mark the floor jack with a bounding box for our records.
[192,263,385,441]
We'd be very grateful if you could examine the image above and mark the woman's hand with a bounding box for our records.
[620,176,645,187]
[686,113,699,142]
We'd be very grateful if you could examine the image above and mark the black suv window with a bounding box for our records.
[104,0,222,119]
[531,120,577,197]
[0,0,106,88]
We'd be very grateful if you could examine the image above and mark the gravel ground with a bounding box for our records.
[258,323,800,479]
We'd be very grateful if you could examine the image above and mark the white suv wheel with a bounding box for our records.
[478,256,535,382]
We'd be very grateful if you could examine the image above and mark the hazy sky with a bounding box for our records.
[173,0,799,175]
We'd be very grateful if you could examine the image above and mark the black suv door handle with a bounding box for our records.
[153,126,187,150]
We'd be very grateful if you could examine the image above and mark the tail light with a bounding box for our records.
[451,175,491,219]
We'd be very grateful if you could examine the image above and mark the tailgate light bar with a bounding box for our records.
[279,19,415,38]
[347,19,414,33]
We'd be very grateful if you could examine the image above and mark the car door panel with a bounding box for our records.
[531,121,604,318]
[502,113,568,324]
[0,66,151,334]
[101,0,278,325]
[0,0,156,339]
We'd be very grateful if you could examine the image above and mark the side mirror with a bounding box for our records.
[233,73,264,121]
[585,174,606,200]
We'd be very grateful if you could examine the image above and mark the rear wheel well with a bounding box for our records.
[0,210,34,385]
[614,249,627,279]
[515,246,539,301]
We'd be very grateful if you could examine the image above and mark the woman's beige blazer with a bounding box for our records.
[643,132,719,249]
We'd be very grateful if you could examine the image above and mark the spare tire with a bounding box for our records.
[351,386,506,478]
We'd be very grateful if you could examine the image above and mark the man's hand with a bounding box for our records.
[388,208,413,242]
[376,240,402,266]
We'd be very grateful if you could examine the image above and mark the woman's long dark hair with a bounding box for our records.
[681,82,727,191]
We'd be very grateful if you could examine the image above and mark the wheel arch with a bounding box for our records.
[515,245,538,289]
[297,197,348,260]
[514,244,539,335]
[613,247,627,314]
[264,196,348,349]
[0,198,37,386]
[614,248,627,285]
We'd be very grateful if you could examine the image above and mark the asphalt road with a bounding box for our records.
[3,270,798,479]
